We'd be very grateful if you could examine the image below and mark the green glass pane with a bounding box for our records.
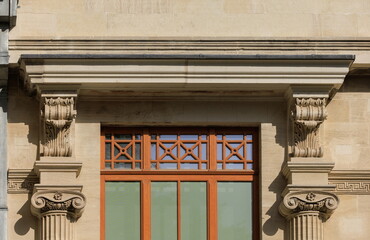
[105,182,140,240]
[181,182,207,240]
[218,182,252,240]
[151,182,177,240]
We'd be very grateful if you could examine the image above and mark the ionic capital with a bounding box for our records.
[279,191,338,220]
[31,190,86,219]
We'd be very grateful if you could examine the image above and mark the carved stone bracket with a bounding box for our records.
[31,190,86,219]
[291,98,327,157]
[280,191,339,220]
[41,95,77,157]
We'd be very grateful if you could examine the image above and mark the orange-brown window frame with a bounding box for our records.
[101,127,259,240]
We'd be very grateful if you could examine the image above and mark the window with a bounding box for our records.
[101,128,259,240]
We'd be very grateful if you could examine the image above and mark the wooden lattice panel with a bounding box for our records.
[150,133,208,170]
[216,133,254,170]
[102,128,257,171]
[104,132,142,170]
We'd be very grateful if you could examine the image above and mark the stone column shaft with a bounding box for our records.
[40,212,74,240]
[290,212,323,240]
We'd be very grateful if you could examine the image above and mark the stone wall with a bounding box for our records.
[9,0,370,38]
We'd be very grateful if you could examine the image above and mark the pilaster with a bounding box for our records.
[280,86,339,240]
[31,90,85,240]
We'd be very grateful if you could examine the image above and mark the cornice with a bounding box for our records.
[19,54,353,99]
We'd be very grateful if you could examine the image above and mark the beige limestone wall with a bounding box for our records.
[9,0,370,39]
[324,77,370,239]
[325,195,370,240]
[325,78,370,170]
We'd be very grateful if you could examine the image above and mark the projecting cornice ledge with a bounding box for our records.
[19,54,354,100]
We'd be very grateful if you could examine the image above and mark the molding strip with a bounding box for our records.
[7,169,39,194]
[329,170,370,195]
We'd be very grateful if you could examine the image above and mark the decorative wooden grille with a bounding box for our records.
[102,128,257,171]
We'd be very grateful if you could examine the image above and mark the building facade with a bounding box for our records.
[3,0,370,240]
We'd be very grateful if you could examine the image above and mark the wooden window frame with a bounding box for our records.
[101,127,259,240]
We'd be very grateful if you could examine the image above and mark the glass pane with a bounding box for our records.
[247,143,253,160]
[246,135,253,141]
[226,163,244,169]
[151,144,156,160]
[180,134,198,140]
[225,135,243,140]
[181,163,198,169]
[159,135,177,140]
[152,182,177,240]
[217,163,223,169]
[218,182,252,240]
[201,143,207,160]
[115,162,131,169]
[105,182,140,240]
[105,162,111,169]
[114,134,132,140]
[159,163,177,169]
[181,182,207,240]
[217,143,223,160]
[105,143,111,160]
[135,143,141,159]
[135,134,141,140]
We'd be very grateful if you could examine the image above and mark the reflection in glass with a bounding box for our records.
[159,135,177,140]
[247,143,253,160]
[106,182,140,240]
[159,163,177,169]
[218,182,252,240]
[181,182,207,240]
[135,143,141,159]
[181,163,198,169]
[115,162,131,169]
[152,182,177,240]
[225,135,243,140]
[180,135,198,140]
[105,143,111,160]
[114,134,132,140]
[226,163,244,169]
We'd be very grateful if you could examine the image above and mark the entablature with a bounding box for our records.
[19,54,354,100]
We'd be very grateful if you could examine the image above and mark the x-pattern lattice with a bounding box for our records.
[102,129,256,171]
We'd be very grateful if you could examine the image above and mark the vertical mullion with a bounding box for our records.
[100,176,106,240]
[177,181,181,240]
[177,135,181,169]
[208,179,217,240]
[142,179,151,240]
[143,129,150,170]
[209,130,216,170]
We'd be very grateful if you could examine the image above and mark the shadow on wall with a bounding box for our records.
[14,194,36,236]
[339,75,370,93]
[7,67,40,160]
[262,173,288,239]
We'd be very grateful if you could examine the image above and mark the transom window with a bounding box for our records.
[101,128,259,240]
[102,128,255,171]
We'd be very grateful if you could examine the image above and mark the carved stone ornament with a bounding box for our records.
[31,190,86,219]
[279,191,339,220]
[291,98,327,157]
[41,97,76,157]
